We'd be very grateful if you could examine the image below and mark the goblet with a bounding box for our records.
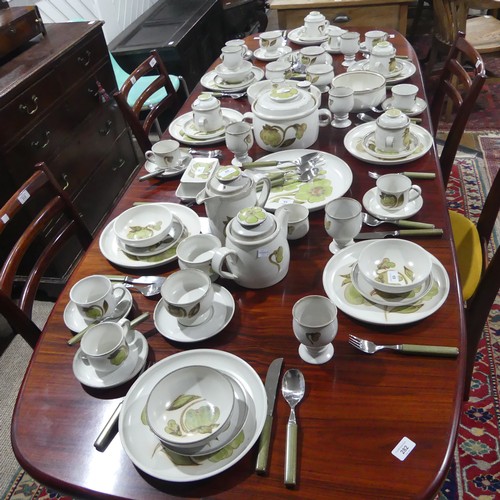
[340,31,360,67]
[225,121,254,166]
[324,197,362,253]
[292,295,338,364]
[328,86,354,128]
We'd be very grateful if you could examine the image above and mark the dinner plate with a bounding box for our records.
[201,67,264,92]
[381,96,428,117]
[247,149,353,212]
[362,187,423,220]
[153,285,235,343]
[351,59,404,78]
[347,58,416,84]
[119,349,267,482]
[253,45,292,61]
[168,109,244,146]
[362,131,420,160]
[99,203,201,269]
[344,122,433,165]
[322,240,449,325]
[287,27,328,46]
[143,151,191,178]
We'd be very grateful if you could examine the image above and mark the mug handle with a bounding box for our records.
[408,185,422,202]
[112,284,127,306]
[145,151,154,162]
[211,248,239,281]
[117,317,134,344]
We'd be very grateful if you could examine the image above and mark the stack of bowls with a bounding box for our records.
[145,365,249,456]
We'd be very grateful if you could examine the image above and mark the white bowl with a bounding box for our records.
[113,204,173,248]
[357,239,433,294]
[146,365,235,447]
[247,79,321,107]
[215,60,253,84]
[331,71,386,112]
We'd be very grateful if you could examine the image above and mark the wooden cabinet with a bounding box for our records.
[0,21,139,287]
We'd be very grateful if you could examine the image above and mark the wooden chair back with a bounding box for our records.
[0,162,92,347]
[429,32,487,185]
[113,50,181,154]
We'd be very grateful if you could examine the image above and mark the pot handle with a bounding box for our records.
[318,108,333,127]
[211,247,239,281]
[256,176,271,208]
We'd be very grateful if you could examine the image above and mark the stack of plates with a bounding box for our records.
[361,130,421,161]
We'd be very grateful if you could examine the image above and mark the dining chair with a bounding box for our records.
[449,169,500,400]
[429,31,487,186]
[113,50,186,155]
[0,162,92,348]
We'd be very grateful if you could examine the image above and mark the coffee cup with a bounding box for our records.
[299,46,327,67]
[375,108,411,153]
[70,275,127,321]
[161,269,215,326]
[220,45,244,70]
[369,41,397,76]
[326,25,347,50]
[80,318,133,374]
[376,173,422,211]
[364,30,388,52]
[191,93,224,133]
[276,203,309,240]
[306,63,334,92]
[176,234,222,281]
[391,83,419,112]
[265,60,292,81]
[145,139,181,167]
[259,30,284,55]
[303,11,329,39]
[225,39,248,58]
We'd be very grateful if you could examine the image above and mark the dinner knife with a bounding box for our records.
[256,357,284,474]
[355,229,443,239]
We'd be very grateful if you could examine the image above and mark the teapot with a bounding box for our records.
[211,206,290,289]
[196,165,271,242]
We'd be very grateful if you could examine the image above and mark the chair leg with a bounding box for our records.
[153,118,162,139]
[178,75,190,100]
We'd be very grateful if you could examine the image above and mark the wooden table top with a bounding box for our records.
[12,30,465,499]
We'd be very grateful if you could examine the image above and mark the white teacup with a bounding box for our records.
[191,93,224,133]
[299,46,327,67]
[259,30,284,55]
[303,11,329,39]
[369,41,397,76]
[220,45,244,70]
[306,63,334,92]
[364,30,388,52]
[69,275,127,321]
[376,174,422,211]
[375,108,411,153]
[176,234,222,281]
[276,203,309,240]
[324,197,362,253]
[265,60,292,81]
[391,83,419,112]
[145,139,181,167]
[80,318,133,374]
[161,269,215,326]
[292,295,338,364]
[225,39,248,58]
[326,25,347,50]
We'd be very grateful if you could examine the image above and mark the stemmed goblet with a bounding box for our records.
[324,197,362,253]
[328,86,354,128]
[340,31,360,67]
[225,121,254,166]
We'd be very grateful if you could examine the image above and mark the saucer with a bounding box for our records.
[154,284,235,343]
[63,289,133,332]
[214,72,255,89]
[287,27,328,46]
[320,41,341,54]
[144,151,191,177]
[381,96,428,117]
[182,119,226,140]
[362,131,420,160]
[201,67,264,92]
[362,186,423,220]
[359,60,403,78]
[72,330,148,389]
[253,45,292,61]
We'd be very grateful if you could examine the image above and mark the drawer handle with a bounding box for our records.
[112,159,125,172]
[78,50,91,67]
[31,130,51,149]
[332,14,351,23]
[61,173,70,190]
[9,26,17,35]
[19,95,39,115]
[99,120,113,136]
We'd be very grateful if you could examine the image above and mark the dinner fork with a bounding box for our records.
[348,334,459,357]
[187,148,223,158]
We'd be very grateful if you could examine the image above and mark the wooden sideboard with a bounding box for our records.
[0,21,139,290]
[269,0,414,35]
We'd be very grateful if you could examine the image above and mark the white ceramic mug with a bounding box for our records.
[145,139,181,167]
[376,174,422,211]
[225,39,248,57]
[161,269,215,326]
[80,318,133,374]
[259,30,284,55]
[220,45,244,70]
[265,60,292,81]
[391,83,419,111]
[176,234,222,281]
[276,203,309,240]
[375,108,411,153]
[303,11,329,39]
[69,275,127,321]
[324,197,362,253]
[191,94,224,133]
[364,30,388,52]
[300,46,327,67]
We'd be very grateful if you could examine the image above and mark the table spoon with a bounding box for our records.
[282,369,305,487]
[124,282,162,297]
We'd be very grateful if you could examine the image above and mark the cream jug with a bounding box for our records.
[211,207,290,289]
[196,165,271,242]
[369,41,397,77]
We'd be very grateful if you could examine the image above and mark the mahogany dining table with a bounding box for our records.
[11,28,465,499]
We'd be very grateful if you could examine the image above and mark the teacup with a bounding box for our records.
[80,318,133,374]
[265,60,292,81]
[145,139,181,167]
[364,30,388,52]
[225,39,248,58]
[276,203,309,240]
[324,197,362,253]
[326,25,347,50]
[391,83,419,112]
[259,30,284,55]
[220,45,245,70]
[70,275,127,321]
[376,174,422,211]
[176,234,222,281]
[303,11,329,39]
[369,41,397,76]
[161,269,215,326]
[306,63,334,92]
[191,93,224,133]
[300,46,327,67]
[292,295,338,364]
[375,108,411,153]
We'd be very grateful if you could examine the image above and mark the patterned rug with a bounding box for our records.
[3,137,499,500]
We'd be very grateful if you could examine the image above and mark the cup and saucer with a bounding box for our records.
[362,186,423,220]
[72,329,149,389]
[153,284,235,343]
[381,97,428,117]
[144,151,191,178]
[63,288,133,332]
[254,45,292,61]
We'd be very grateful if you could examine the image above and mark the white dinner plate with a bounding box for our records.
[322,240,450,325]
[347,58,416,84]
[344,122,433,166]
[381,96,428,117]
[362,187,423,220]
[99,203,201,269]
[119,349,267,482]
[168,108,244,146]
[287,27,328,46]
[247,149,353,212]
[201,66,264,92]
[253,45,292,61]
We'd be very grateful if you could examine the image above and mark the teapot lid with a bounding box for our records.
[231,207,275,239]
[206,165,252,195]
[377,108,409,129]
[254,82,316,118]
[305,11,325,22]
